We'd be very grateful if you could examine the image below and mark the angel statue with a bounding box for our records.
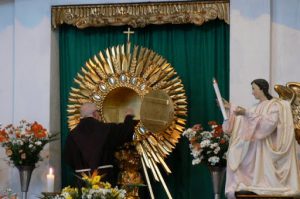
[222,79,300,199]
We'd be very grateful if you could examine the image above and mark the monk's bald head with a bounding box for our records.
[80,103,98,118]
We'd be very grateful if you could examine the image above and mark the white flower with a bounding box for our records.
[183,128,196,139]
[202,131,212,139]
[200,140,210,148]
[208,156,220,165]
[61,192,71,198]
[184,123,229,167]
[35,141,42,146]
[192,158,201,165]
[54,196,64,199]
[214,147,220,154]
[16,140,23,145]
[191,148,201,157]
[29,144,33,148]
[118,189,127,198]
[80,187,126,199]
[210,143,219,148]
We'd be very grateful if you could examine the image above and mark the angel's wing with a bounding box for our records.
[275,82,300,144]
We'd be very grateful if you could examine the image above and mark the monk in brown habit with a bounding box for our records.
[64,102,137,186]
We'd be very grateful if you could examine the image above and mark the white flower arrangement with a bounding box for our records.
[183,121,230,167]
[81,187,126,199]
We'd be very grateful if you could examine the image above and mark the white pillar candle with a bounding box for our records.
[46,168,55,192]
[213,78,228,120]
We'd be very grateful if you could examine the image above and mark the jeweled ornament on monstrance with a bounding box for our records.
[67,27,187,199]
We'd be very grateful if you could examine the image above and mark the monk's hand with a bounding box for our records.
[234,106,246,116]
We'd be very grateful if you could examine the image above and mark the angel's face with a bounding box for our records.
[252,83,265,100]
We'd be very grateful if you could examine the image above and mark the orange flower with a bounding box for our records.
[215,125,223,134]
[213,132,220,138]
[193,143,201,151]
[31,122,47,138]
[0,129,7,136]
[0,129,8,142]
[31,122,43,132]
[15,132,21,138]
[34,130,47,138]
[208,121,217,126]
[220,139,226,144]
[190,137,200,145]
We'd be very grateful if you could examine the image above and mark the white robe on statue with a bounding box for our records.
[223,98,300,199]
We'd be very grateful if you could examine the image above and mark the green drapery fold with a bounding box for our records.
[59,20,229,199]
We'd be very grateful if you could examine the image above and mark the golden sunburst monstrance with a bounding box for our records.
[67,42,187,198]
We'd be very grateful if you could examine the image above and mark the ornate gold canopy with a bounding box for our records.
[67,42,187,198]
[51,1,229,29]
[274,82,300,143]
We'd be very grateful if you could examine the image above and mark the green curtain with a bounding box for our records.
[59,20,229,199]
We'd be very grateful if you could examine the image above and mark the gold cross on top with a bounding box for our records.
[123,27,135,43]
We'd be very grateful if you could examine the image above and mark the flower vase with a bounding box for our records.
[208,166,226,199]
[16,165,35,199]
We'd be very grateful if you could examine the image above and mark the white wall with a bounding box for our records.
[230,0,271,107]
[0,1,14,129]
[0,0,300,198]
[0,0,14,191]
[0,0,55,197]
[230,0,300,107]
[271,0,300,86]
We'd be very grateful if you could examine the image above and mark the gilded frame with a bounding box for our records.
[51,1,229,29]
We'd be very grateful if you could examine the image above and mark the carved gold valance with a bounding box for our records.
[51,1,229,29]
